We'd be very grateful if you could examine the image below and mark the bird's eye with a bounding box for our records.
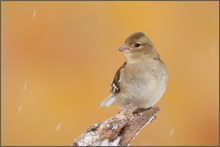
[134,43,141,48]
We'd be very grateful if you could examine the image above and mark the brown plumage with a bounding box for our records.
[100,32,168,109]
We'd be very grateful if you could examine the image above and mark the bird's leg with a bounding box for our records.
[133,107,152,115]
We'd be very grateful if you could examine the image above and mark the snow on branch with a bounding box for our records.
[72,104,160,146]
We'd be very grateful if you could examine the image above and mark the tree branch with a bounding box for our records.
[73,104,160,146]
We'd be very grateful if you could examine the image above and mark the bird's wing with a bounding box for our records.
[99,62,126,107]
[110,62,126,94]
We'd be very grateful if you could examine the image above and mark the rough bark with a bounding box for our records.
[73,104,160,146]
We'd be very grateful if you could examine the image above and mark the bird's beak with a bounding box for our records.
[118,45,131,53]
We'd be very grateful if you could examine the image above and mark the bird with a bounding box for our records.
[99,32,168,109]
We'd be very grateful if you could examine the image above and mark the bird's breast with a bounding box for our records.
[117,60,167,108]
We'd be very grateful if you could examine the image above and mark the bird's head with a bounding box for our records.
[118,32,159,61]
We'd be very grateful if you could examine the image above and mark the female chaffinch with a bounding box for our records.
[100,32,168,109]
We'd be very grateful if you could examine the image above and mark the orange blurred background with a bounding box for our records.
[1,1,219,146]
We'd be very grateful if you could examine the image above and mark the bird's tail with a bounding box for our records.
[99,94,115,107]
